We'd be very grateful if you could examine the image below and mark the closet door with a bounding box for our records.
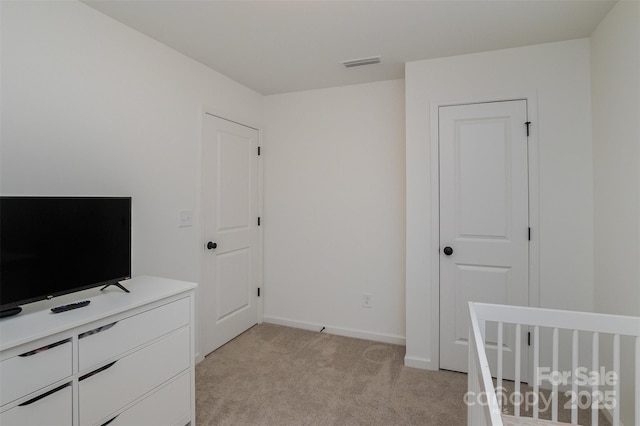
[201,113,260,356]
[439,100,529,380]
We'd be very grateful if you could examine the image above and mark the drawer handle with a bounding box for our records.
[18,382,71,406]
[79,322,118,339]
[18,338,71,357]
[79,360,118,381]
[101,414,120,426]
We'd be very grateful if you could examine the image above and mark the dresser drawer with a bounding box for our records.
[100,372,191,426]
[79,327,190,426]
[78,297,190,371]
[0,382,72,426]
[0,339,72,406]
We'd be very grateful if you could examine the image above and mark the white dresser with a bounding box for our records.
[0,276,197,426]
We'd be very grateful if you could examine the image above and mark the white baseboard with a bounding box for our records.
[263,315,406,346]
[404,355,438,370]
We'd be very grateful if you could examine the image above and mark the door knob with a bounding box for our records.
[207,241,217,250]
[443,246,454,256]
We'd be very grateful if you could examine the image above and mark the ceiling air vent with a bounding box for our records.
[341,56,381,68]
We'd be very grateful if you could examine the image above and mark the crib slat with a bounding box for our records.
[552,327,559,422]
[515,324,521,418]
[571,329,579,424]
[497,322,503,410]
[612,334,620,426]
[636,336,639,426]
[533,325,540,419]
[592,332,599,426]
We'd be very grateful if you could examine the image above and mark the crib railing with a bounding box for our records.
[467,302,640,426]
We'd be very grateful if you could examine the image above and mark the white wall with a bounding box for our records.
[405,39,594,369]
[591,0,640,319]
[1,1,263,355]
[263,80,406,344]
[591,1,640,424]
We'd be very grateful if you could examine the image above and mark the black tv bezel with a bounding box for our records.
[0,196,132,313]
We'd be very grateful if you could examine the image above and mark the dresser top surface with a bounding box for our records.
[0,276,197,352]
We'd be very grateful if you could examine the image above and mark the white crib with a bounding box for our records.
[467,302,640,426]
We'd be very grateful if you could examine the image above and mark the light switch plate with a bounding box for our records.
[178,210,193,228]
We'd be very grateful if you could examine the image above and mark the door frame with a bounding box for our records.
[195,107,264,363]
[429,93,540,374]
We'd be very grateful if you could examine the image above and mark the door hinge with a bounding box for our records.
[258,217,261,226]
[525,121,531,137]
[258,146,261,156]
[528,227,531,241]
[528,332,531,346]
[257,287,261,297]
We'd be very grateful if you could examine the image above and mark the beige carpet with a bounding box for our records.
[196,324,467,425]
[195,324,609,426]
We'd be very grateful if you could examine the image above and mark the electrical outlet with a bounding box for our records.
[362,293,373,308]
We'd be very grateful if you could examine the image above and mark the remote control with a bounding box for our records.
[51,300,91,313]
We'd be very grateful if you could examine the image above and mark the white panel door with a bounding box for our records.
[202,114,259,356]
[439,101,529,379]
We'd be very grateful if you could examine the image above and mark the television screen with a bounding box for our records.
[0,196,131,314]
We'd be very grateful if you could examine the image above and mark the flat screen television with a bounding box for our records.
[0,196,131,317]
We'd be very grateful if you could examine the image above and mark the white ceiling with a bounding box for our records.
[83,0,616,95]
